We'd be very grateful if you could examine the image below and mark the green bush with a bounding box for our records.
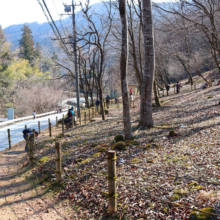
[114,135,124,142]
[113,141,127,151]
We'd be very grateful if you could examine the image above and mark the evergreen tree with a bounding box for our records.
[19,25,35,63]
[0,25,11,87]
[35,42,41,59]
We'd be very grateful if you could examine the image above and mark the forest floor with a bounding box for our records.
[1,82,220,219]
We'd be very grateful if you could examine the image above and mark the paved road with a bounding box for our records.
[0,111,66,151]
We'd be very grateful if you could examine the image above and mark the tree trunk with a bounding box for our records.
[140,0,154,128]
[119,0,132,140]
[98,77,105,120]
[153,80,162,107]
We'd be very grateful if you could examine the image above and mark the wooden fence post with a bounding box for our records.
[49,123,52,137]
[26,133,30,156]
[62,119,64,135]
[84,111,86,124]
[29,130,34,167]
[7,129,11,150]
[56,116,58,127]
[107,150,117,215]
[55,142,62,183]
[38,121,41,134]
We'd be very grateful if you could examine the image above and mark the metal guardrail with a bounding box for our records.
[0,109,68,128]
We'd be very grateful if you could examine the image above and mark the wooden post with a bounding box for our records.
[107,150,117,215]
[84,111,86,124]
[72,116,74,127]
[62,118,64,135]
[56,116,58,127]
[25,125,27,129]
[38,121,41,134]
[89,109,91,121]
[33,129,35,147]
[7,129,11,150]
[55,142,62,183]
[29,131,34,167]
[26,133,30,156]
[49,123,52,137]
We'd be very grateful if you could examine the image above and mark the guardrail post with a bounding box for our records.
[62,119,64,135]
[107,150,117,215]
[7,129,11,150]
[38,121,41,134]
[84,112,86,124]
[49,123,52,137]
[55,142,62,183]
[56,116,58,127]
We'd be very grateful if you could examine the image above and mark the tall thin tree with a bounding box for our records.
[119,0,132,140]
[140,0,155,128]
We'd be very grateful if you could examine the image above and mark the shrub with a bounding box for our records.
[114,135,124,142]
[113,141,127,151]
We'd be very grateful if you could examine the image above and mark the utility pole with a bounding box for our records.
[63,1,80,117]
[72,0,80,118]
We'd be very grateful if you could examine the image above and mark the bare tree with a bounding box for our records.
[140,0,155,128]
[119,0,133,140]
[79,1,114,120]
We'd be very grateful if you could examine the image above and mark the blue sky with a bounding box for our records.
[0,0,169,29]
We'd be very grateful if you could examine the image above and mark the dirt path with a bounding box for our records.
[0,126,74,220]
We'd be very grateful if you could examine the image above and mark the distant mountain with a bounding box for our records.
[4,21,54,51]
[3,2,109,53]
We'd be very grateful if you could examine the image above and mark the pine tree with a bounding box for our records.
[35,42,41,59]
[0,25,11,86]
[19,25,36,63]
